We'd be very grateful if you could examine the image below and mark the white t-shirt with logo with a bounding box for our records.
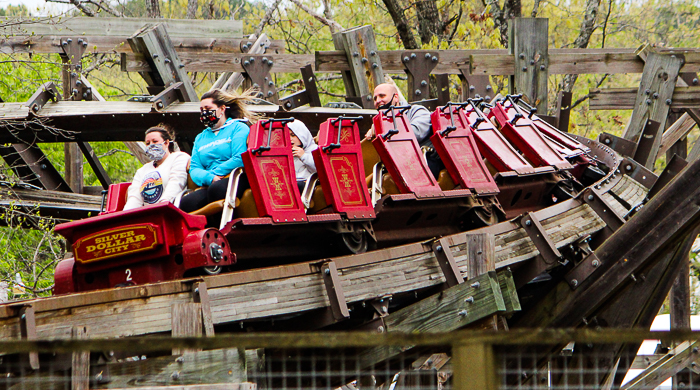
[123,151,190,210]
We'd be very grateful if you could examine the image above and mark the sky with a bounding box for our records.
[1,0,72,15]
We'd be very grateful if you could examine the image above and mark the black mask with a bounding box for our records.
[200,109,220,128]
[377,94,397,111]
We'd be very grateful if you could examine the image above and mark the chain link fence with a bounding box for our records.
[0,329,698,389]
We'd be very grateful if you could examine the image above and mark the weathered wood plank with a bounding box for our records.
[590,86,700,110]
[509,18,548,112]
[71,326,89,390]
[621,341,698,390]
[622,53,683,145]
[129,23,198,101]
[1,36,284,55]
[102,348,256,388]
[332,26,384,108]
[657,112,697,158]
[0,16,241,39]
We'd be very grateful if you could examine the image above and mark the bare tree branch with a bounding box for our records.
[255,0,283,36]
[531,0,542,17]
[288,0,344,32]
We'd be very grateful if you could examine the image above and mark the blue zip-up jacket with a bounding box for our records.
[189,118,250,187]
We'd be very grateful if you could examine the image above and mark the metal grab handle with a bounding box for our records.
[381,106,406,141]
[324,116,363,153]
[250,118,295,155]
[100,190,108,212]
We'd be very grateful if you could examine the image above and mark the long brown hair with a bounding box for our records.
[200,88,260,124]
[145,123,176,152]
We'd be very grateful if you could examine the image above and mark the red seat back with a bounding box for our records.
[462,103,535,175]
[104,182,131,213]
[312,117,374,219]
[489,98,572,170]
[372,107,442,198]
[430,104,499,195]
[242,119,307,223]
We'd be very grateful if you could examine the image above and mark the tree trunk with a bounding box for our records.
[381,0,419,49]
[146,0,161,18]
[559,0,601,92]
[414,0,440,45]
[186,0,197,19]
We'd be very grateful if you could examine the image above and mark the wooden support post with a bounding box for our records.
[60,37,88,194]
[465,233,496,279]
[71,326,89,390]
[332,25,385,109]
[452,343,498,390]
[192,282,215,337]
[622,52,683,163]
[508,18,549,113]
[19,306,39,370]
[171,303,203,355]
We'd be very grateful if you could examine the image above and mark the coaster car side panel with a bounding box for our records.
[371,107,443,198]
[313,117,375,219]
[430,104,500,195]
[242,119,307,223]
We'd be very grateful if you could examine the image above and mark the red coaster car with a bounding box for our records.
[54,201,233,295]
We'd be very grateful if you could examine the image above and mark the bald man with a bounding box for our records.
[366,83,443,178]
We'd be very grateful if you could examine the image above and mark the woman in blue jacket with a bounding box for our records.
[179,89,258,213]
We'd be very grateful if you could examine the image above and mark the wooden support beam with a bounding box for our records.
[508,18,548,113]
[71,326,89,390]
[622,341,700,390]
[458,72,493,101]
[0,16,242,38]
[279,65,322,110]
[657,112,696,158]
[171,303,203,355]
[359,271,510,367]
[61,37,88,194]
[76,141,112,189]
[128,23,198,100]
[0,143,72,192]
[590,86,700,110]
[19,306,39,370]
[622,53,683,144]
[452,343,498,390]
[515,154,700,329]
[332,26,385,109]
[94,348,257,388]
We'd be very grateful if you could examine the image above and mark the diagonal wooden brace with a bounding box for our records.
[151,82,187,112]
[26,82,61,114]
[321,261,350,321]
[192,281,215,337]
[19,306,39,370]
[432,238,464,288]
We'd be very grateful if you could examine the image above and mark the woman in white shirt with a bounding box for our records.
[123,124,190,210]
